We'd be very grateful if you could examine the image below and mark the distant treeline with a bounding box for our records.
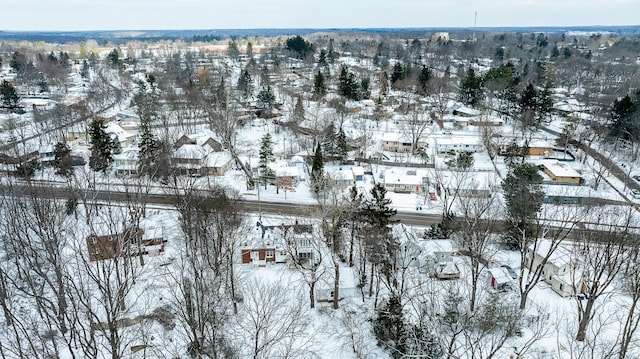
[1,26,639,44]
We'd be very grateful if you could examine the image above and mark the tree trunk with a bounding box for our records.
[619,294,640,359]
[310,281,316,309]
[469,258,478,312]
[333,265,340,309]
[576,298,596,341]
[519,292,528,310]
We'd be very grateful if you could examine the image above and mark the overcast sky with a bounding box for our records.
[1,0,638,31]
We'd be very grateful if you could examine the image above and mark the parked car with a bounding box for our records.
[500,265,518,280]
[632,175,640,181]
[631,189,640,199]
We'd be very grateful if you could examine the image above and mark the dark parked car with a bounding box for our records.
[500,265,518,280]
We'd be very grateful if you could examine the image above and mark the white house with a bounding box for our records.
[105,122,136,149]
[526,239,585,297]
[435,136,483,154]
[113,148,140,176]
[328,167,355,188]
[384,169,429,193]
[274,166,301,186]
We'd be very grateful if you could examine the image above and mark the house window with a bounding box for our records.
[93,248,100,255]
[298,252,312,260]
[265,251,274,258]
[90,235,97,244]
[559,283,564,292]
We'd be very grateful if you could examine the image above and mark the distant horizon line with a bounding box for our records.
[1,24,639,33]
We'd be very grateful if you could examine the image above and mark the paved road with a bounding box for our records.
[5,183,445,227]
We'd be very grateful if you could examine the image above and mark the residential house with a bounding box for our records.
[417,240,459,276]
[384,169,428,193]
[435,136,483,154]
[86,224,143,262]
[328,167,355,188]
[86,219,166,262]
[113,148,140,176]
[172,139,232,176]
[538,160,582,184]
[452,106,481,117]
[274,166,300,186]
[525,239,585,297]
[38,145,56,167]
[138,218,166,256]
[105,122,136,149]
[382,132,426,153]
[240,221,314,265]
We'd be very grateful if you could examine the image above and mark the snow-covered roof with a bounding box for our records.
[435,136,481,146]
[351,166,365,177]
[529,239,572,268]
[113,147,139,161]
[174,144,207,160]
[538,160,581,178]
[275,166,299,177]
[384,169,428,186]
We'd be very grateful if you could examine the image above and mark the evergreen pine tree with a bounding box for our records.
[417,65,432,95]
[335,126,349,163]
[502,162,545,249]
[328,38,337,63]
[138,116,158,177]
[237,69,253,99]
[373,296,406,359]
[311,142,325,195]
[257,85,275,109]
[338,65,359,101]
[293,95,305,123]
[80,60,90,79]
[458,68,484,106]
[363,183,399,285]
[318,49,327,66]
[53,141,73,177]
[259,133,275,189]
[313,71,326,99]
[1,80,20,109]
[88,119,115,173]
[323,122,337,158]
[391,62,404,85]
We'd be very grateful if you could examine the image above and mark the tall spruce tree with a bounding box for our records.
[258,133,275,189]
[363,183,399,286]
[335,126,349,163]
[311,142,325,195]
[502,162,544,249]
[1,80,20,109]
[313,71,326,99]
[417,65,432,95]
[459,67,484,106]
[293,95,305,123]
[53,141,73,177]
[138,116,158,177]
[88,119,115,172]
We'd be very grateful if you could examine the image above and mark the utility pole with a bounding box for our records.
[473,11,477,42]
